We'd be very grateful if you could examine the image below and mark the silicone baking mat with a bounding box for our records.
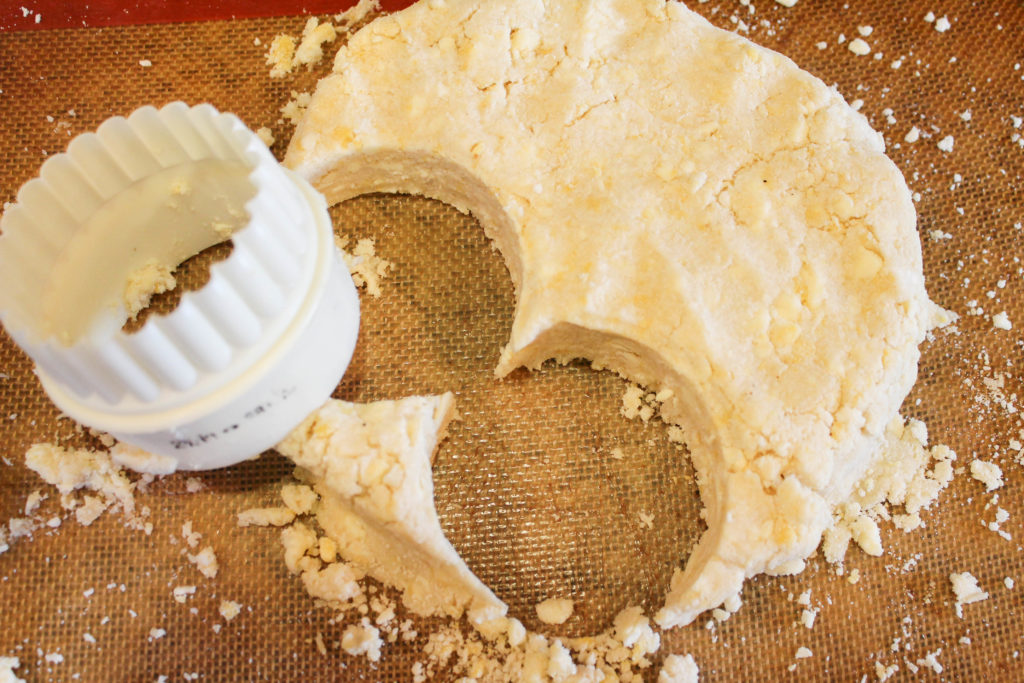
[1,1,1021,680]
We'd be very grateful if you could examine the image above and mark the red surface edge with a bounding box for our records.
[0,0,413,31]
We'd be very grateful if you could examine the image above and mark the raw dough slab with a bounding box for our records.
[285,0,938,627]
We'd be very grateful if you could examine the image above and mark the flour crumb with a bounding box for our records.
[934,16,951,33]
[149,628,166,640]
[937,135,955,153]
[904,126,921,143]
[774,0,797,6]
[536,597,574,625]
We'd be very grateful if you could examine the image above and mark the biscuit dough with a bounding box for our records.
[277,393,507,622]
[286,0,940,627]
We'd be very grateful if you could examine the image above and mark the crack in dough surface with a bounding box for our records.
[285,0,939,628]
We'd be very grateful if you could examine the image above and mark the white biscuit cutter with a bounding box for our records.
[0,102,360,470]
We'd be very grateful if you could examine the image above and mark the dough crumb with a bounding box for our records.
[536,597,574,625]
[915,649,943,674]
[187,546,219,579]
[124,259,176,320]
[266,34,297,78]
[294,17,337,69]
[992,311,1012,330]
[301,562,365,603]
[950,572,989,618]
[172,585,196,603]
[825,417,956,564]
[23,490,46,516]
[0,657,25,683]
[969,459,1004,491]
[848,38,871,56]
[280,483,318,515]
[875,661,899,680]
[236,507,296,527]
[281,90,312,125]
[109,443,177,475]
[335,0,380,25]
[255,126,275,147]
[341,619,383,662]
[658,653,699,682]
[335,235,393,297]
[25,443,143,529]
[218,600,243,621]
[639,511,655,529]
[280,521,318,574]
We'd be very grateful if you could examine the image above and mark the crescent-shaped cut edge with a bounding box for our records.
[296,146,826,629]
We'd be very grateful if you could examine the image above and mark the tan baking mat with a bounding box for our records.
[1,1,1022,680]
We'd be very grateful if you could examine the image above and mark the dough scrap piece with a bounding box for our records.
[286,0,938,628]
[276,393,507,622]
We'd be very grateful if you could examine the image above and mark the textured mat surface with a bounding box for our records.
[1,2,1022,680]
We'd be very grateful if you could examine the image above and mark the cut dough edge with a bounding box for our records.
[295,151,825,628]
[277,392,508,623]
